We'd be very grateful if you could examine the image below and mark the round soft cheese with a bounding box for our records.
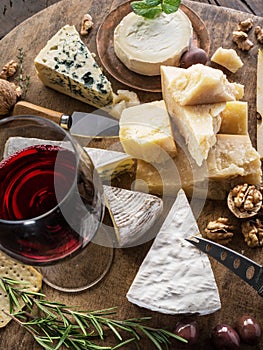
[114,10,193,76]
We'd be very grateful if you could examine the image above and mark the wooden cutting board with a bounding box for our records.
[0,0,262,349]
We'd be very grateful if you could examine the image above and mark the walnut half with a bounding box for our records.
[241,219,263,248]
[227,184,262,219]
[255,26,263,44]
[0,60,18,80]
[203,217,235,245]
[237,18,254,32]
[0,79,19,115]
[232,31,254,51]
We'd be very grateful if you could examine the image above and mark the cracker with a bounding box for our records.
[0,251,42,327]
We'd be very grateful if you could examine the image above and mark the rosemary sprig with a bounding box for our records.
[15,48,31,98]
[131,0,181,19]
[1,277,187,350]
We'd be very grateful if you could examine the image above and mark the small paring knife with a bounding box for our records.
[12,101,120,137]
[185,236,263,297]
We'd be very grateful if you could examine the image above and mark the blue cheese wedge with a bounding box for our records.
[84,147,135,180]
[34,25,113,108]
[103,185,163,247]
[126,189,221,315]
[114,10,192,76]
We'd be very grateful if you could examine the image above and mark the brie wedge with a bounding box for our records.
[114,10,192,76]
[103,185,163,247]
[126,189,221,315]
[119,100,177,164]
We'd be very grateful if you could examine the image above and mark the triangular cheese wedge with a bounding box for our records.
[34,25,113,108]
[84,147,134,181]
[103,185,163,247]
[126,189,221,315]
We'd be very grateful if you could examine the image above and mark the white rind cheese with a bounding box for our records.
[114,10,193,76]
[126,189,221,315]
[119,100,177,164]
[103,185,163,247]
[34,25,113,108]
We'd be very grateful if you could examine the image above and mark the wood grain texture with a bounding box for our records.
[0,0,262,349]
[1,0,263,39]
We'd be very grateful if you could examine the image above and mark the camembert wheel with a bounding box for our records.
[114,10,193,76]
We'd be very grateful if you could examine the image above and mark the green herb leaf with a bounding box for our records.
[131,0,181,18]
[0,277,187,350]
[161,0,181,14]
[145,0,162,6]
[131,1,162,19]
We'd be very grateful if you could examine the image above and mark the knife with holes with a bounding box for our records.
[185,236,263,297]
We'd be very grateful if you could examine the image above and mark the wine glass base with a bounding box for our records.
[38,231,114,293]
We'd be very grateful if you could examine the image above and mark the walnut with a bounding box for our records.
[0,79,19,115]
[203,217,235,245]
[227,183,262,218]
[255,26,263,44]
[0,60,18,80]
[241,219,263,248]
[232,31,254,51]
[237,18,254,32]
[80,14,93,35]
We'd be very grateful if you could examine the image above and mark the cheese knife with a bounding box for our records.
[256,49,263,158]
[185,236,263,297]
[12,101,119,137]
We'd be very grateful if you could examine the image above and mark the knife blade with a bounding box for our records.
[185,236,263,297]
[12,101,119,137]
[256,48,263,158]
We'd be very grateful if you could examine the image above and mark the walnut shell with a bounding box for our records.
[0,79,17,115]
[227,184,262,219]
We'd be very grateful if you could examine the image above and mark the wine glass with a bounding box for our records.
[0,115,114,292]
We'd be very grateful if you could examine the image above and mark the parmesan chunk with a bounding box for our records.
[119,100,177,164]
[207,134,261,183]
[134,134,262,200]
[219,101,248,135]
[211,47,243,73]
[163,64,243,106]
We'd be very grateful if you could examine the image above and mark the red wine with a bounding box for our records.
[0,145,101,265]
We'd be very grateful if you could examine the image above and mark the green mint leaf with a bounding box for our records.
[131,1,162,19]
[144,0,162,6]
[131,0,181,18]
[161,0,181,14]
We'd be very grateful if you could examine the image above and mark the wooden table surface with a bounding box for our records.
[0,0,263,349]
[1,0,263,39]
